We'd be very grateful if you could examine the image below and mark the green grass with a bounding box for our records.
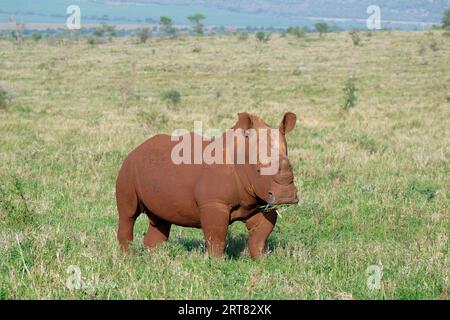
[0,31,449,299]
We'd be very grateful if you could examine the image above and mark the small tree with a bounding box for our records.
[93,22,116,41]
[342,77,358,111]
[137,27,151,44]
[187,13,206,35]
[14,22,24,43]
[31,33,43,42]
[160,16,176,37]
[287,26,307,38]
[349,29,361,46]
[315,22,329,37]
[442,9,450,29]
[256,31,270,43]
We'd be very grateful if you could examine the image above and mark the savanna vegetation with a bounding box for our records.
[0,28,449,299]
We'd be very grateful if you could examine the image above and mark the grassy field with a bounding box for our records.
[0,30,449,300]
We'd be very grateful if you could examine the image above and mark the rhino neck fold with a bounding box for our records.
[233,163,257,204]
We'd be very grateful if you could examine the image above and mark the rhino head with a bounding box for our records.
[233,112,299,205]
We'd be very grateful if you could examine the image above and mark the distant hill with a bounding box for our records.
[103,0,449,22]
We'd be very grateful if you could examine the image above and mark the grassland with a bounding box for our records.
[0,30,449,299]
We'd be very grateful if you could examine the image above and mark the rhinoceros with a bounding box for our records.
[116,112,298,259]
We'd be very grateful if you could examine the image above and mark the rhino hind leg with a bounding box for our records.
[143,216,172,249]
[245,210,278,260]
[116,190,140,253]
[116,162,142,253]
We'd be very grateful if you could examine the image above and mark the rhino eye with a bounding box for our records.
[257,168,261,173]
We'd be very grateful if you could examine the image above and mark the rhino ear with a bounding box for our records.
[234,112,253,130]
[280,112,297,134]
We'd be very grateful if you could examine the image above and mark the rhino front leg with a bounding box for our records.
[199,203,230,258]
[245,210,278,260]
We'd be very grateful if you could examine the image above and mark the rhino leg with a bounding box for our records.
[116,182,140,253]
[143,219,172,249]
[199,203,230,258]
[245,210,278,260]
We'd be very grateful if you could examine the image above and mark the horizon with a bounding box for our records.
[0,0,447,32]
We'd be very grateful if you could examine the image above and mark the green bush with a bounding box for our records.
[442,9,450,29]
[31,33,43,42]
[342,77,358,111]
[161,89,181,106]
[292,67,302,76]
[136,27,151,44]
[0,175,36,230]
[87,37,96,45]
[0,87,10,109]
[287,26,307,38]
[93,22,116,39]
[349,30,361,46]
[255,31,270,43]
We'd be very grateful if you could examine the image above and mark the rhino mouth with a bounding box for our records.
[257,192,299,206]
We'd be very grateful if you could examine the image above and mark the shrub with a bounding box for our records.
[442,9,450,29]
[160,16,176,36]
[287,26,307,38]
[138,110,169,130]
[0,175,36,230]
[136,27,151,44]
[349,30,361,46]
[192,47,201,53]
[0,86,11,109]
[292,67,302,76]
[342,77,358,111]
[161,89,181,106]
[31,33,42,42]
[255,31,270,43]
[407,180,437,201]
[93,22,116,40]
[237,32,249,41]
[87,36,108,45]
[429,38,439,51]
